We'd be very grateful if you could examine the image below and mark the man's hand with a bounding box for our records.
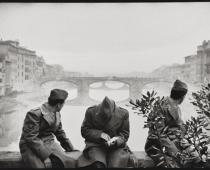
[100,132,111,142]
[70,149,80,152]
[107,137,120,147]
[44,157,52,168]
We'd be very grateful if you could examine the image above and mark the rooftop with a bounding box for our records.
[0,40,36,54]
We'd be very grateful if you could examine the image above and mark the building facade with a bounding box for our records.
[0,39,91,96]
[0,40,48,95]
[196,40,210,83]
[150,40,210,85]
[150,64,187,83]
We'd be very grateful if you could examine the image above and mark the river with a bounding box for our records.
[0,81,202,152]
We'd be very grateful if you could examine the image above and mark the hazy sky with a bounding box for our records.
[0,3,210,74]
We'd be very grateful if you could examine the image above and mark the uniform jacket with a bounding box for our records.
[19,103,75,168]
[145,96,201,167]
[81,103,130,150]
[145,97,185,157]
[77,98,131,167]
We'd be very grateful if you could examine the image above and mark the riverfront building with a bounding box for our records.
[196,40,210,83]
[0,40,40,95]
[151,40,210,85]
[0,40,61,96]
[0,39,84,96]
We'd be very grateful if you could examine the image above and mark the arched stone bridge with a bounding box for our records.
[39,76,171,105]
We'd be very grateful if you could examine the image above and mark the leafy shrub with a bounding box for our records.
[129,90,209,168]
[191,83,210,123]
[129,91,175,167]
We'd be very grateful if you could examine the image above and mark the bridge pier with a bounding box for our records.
[71,80,97,105]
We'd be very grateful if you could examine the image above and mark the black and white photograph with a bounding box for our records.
[0,2,210,168]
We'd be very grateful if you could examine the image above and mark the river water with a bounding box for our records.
[0,81,202,152]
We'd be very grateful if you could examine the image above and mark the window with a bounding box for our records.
[25,67,30,72]
[206,65,210,74]
[25,75,29,80]
[25,60,31,65]
[0,78,2,83]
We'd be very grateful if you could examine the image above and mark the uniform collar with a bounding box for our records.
[40,103,60,127]
[40,102,52,115]
[166,96,181,121]
[167,97,179,107]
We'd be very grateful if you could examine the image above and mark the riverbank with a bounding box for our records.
[0,91,29,147]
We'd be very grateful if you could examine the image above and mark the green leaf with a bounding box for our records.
[151,90,154,97]
[151,146,161,152]
[159,156,164,161]
[160,134,167,138]
[147,91,150,97]
[150,153,161,158]
[156,161,165,167]
[148,134,158,139]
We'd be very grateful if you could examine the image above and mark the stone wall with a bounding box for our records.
[0,151,155,168]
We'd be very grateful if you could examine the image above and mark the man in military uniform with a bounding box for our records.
[144,79,201,167]
[77,96,131,168]
[19,89,76,168]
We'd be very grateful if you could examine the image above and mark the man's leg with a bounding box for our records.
[145,139,164,167]
[80,146,107,168]
[21,148,45,168]
[49,154,64,168]
[85,161,106,168]
[107,147,130,168]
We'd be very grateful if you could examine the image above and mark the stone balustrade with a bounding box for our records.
[0,151,155,168]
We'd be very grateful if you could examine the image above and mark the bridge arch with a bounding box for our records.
[89,80,130,89]
[140,80,173,97]
[40,80,79,100]
[89,80,130,102]
[38,76,166,105]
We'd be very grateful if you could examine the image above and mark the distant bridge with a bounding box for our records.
[39,76,172,105]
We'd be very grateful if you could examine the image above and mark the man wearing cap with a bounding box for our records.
[144,79,201,167]
[19,89,76,168]
[77,96,132,168]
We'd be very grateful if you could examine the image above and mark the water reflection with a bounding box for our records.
[90,82,103,88]
[105,81,126,89]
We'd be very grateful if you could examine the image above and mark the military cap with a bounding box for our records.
[172,79,188,92]
[49,89,68,100]
[100,96,115,112]
[101,96,112,108]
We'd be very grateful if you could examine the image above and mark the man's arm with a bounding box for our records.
[54,121,74,152]
[81,108,103,143]
[115,111,130,148]
[156,109,180,157]
[22,111,52,161]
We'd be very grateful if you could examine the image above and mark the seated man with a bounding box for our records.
[145,79,202,168]
[19,89,76,168]
[77,96,131,168]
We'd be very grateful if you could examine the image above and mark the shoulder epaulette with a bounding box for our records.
[87,105,97,110]
[29,107,41,113]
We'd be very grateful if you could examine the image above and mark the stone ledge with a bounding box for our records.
[0,151,155,168]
